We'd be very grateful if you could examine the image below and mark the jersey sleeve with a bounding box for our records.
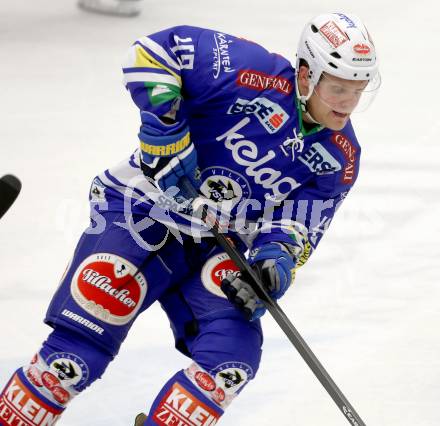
[250,127,361,268]
[122,25,206,121]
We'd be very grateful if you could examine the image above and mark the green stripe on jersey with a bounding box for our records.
[145,82,180,106]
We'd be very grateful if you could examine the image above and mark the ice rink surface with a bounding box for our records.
[1,0,439,425]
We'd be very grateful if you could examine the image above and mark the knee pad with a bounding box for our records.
[45,248,151,356]
[145,369,223,426]
[191,317,263,384]
[183,317,263,411]
[44,218,187,357]
[38,326,114,395]
[0,326,113,425]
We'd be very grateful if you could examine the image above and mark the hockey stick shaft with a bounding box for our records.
[180,177,366,426]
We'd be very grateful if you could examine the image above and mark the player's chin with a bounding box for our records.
[325,110,350,131]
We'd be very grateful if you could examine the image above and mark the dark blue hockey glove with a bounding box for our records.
[138,111,201,197]
[221,242,296,321]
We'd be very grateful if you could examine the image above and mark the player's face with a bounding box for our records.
[308,73,369,130]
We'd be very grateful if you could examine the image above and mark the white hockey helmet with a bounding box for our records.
[296,12,380,113]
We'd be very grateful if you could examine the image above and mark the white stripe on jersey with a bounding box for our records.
[97,152,154,201]
[137,36,181,71]
[123,72,180,87]
[98,150,211,236]
[98,150,266,245]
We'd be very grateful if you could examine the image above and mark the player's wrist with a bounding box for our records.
[136,111,200,194]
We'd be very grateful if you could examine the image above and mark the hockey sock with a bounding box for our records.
[143,369,223,426]
[0,326,114,425]
[0,367,65,425]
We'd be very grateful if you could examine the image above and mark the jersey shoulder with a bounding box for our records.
[124,25,295,116]
[325,121,361,189]
[300,121,361,197]
[180,26,295,102]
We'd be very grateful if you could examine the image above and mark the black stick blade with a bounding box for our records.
[0,174,22,219]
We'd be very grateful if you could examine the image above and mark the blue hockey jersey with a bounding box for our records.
[94,25,361,263]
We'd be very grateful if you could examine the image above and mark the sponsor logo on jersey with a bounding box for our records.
[353,43,371,55]
[236,70,293,95]
[71,253,147,326]
[211,362,253,396]
[201,252,239,299]
[330,132,357,184]
[212,387,225,406]
[185,363,230,409]
[299,142,342,175]
[50,386,70,405]
[319,21,349,49]
[39,370,71,405]
[212,32,235,79]
[216,118,301,202]
[153,382,220,426]
[46,352,89,391]
[195,372,216,392]
[26,366,43,388]
[227,97,289,134]
[0,373,64,425]
[41,372,60,391]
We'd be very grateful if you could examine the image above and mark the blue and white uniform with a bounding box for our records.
[0,26,361,426]
[100,25,359,251]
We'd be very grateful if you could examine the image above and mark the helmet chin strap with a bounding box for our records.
[295,77,320,124]
[304,109,320,125]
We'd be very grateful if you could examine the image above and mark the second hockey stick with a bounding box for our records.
[0,175,22,220]
[180,176,367,426]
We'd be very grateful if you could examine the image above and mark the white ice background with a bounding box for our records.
[1,1,440,425]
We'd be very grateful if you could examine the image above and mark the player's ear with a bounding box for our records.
[297,64,310,95]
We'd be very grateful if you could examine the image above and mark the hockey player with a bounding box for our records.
[0,13,380,426]
[78,0,143,17]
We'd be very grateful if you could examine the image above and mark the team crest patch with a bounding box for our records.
[90,177,106,202]
[200,167,251,213]
[211,361,253,396]
[46,352,89,391]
